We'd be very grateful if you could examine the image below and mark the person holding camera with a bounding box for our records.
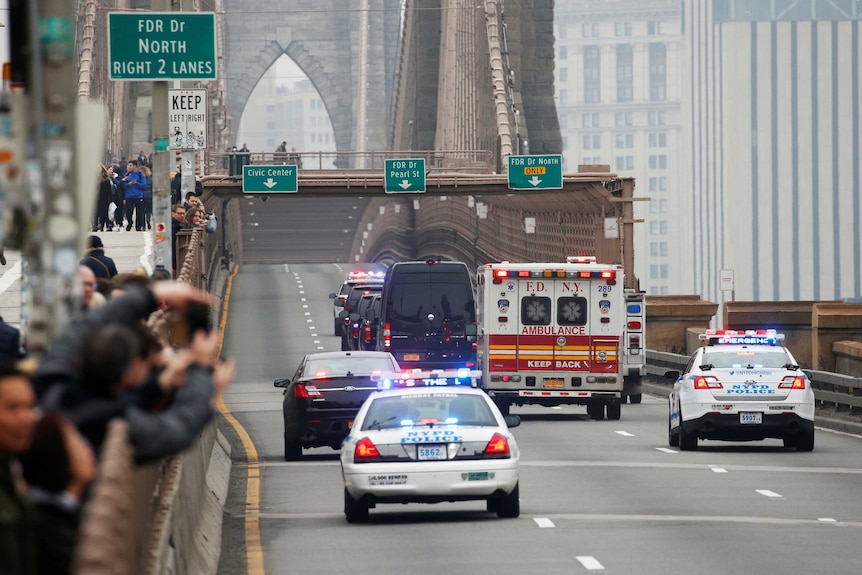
[32,280,234,462]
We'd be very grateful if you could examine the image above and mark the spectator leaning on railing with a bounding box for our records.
[32,280,235,463]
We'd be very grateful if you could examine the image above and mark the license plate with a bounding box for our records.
[740,412,762,425]
[417,445,447,460]
[403,353,421,362]
[544,378,564,389]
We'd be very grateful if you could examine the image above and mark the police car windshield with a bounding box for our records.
[304,356,396,378]
[362,394,497,430]
[703,349,790,369]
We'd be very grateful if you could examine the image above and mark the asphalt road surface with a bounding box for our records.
[216,260,862,575]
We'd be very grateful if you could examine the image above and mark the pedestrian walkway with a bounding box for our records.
[0,231,154,329]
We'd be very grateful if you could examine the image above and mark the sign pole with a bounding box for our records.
[152,0,172,274]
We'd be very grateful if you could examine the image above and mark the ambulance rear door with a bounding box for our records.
[588,274,622,375]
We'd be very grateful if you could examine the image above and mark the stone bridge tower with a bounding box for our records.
[223,0,402,159]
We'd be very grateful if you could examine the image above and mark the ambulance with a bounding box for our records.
[476,257,646,420]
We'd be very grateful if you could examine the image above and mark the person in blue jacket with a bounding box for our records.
[122,160,146,231]
[141,165,154,230]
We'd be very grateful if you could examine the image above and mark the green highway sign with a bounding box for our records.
[108,12,216,80]
[507,155,564,190]
[385,158,426,193]
[242,165,298,193]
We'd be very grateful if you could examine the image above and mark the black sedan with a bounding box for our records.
[274,350,401,460]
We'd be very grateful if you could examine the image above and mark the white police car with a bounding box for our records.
[668,330,815,451]
[340,369,521,523]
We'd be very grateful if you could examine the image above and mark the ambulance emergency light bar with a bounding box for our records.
[699,329,785,346]
[375,369,483,391]
[491,269,616,280]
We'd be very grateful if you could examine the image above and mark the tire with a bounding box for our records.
[621,394,628,404]
[668,416,680,447]
[606,400,621,421]
[493,398,510,416]
[486,497,500,513]
[795,429,815,452]
[629,393,643,404]
[678,420,697,451]
[496,483,520,518]
[344,488,369,523]
[587,402,604,420]
[333,319,340,337]
[284,435,302,461]
[340,334,349,351]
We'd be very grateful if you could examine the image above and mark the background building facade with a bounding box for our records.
[554,0,684,296]
[683,0,862,306]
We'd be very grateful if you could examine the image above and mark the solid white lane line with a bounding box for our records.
[756,490,783,498]
[576,556,605,571]
[533,518,555,528]
[819,518,837,523]
[615,431,634,437]
[655,447,677,454]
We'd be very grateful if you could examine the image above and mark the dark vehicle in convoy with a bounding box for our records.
[329,271,385,336]
[274,350,401,460]
[358,295,382,351]
[339,284,383,350]
[348,293,379,350]
[376,260,478,370]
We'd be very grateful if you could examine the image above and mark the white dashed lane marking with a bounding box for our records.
[614,431,634,437]
[655,447,677,454]
[576,556,605,571]
[533,518,554,528]
[756,489,783,498]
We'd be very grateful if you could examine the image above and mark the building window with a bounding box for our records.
[649,220,669,236]
[614,156,634,171]
[616,44,633,103]
[615,133,635,148]
[649,43,667,102]
[648,154,668,169]
[650,242,669,257]
[648,111,667,126]
[583,45,601,104]
[648,132,668,147]
[647,20,666,35]
[582,134,601,150]
[615,22,632,36]
[266,121,276,130]
[559,89,568,105]
[582,113,600,128]
[559,67,568,82]
[615,111,634,127]
[649,198,669,213]
[582,23,600,38]
[559,46,568,60]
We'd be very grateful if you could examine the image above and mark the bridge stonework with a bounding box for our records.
[223,0,401,157]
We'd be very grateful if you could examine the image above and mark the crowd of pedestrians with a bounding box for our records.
[95,152,156,233]
[1,239,233,573]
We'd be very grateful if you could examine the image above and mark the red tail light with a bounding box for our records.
[295,384,322,398]
[352,323,360,338]
[383,322,391,350]
[354,437,380,461]
[693,376,722,390]
[363,324,372,343]
[779,376,807,389]
[483,433,511,457]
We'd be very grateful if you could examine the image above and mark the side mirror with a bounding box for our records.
[503,415,521,428]
[664,370,681,380]
[333,297,346,308]
[349,313,360,322]
[338,310,349,320]
[465,323,478,342]
[273,378,290,388]
[329,293,336,299]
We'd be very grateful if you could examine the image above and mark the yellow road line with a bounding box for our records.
[215,263,266,575]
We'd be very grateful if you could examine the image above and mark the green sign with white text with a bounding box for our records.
[385,158,426,193]
[108,12,216,80]
[242,165,298,193]
[507,155,564,190]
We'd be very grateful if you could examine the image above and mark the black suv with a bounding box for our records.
[376,260,477,370]
[338,284,382,350]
